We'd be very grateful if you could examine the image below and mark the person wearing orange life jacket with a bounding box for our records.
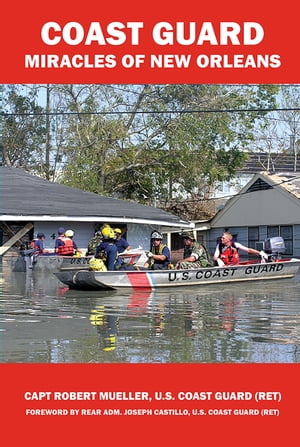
[218,242,240,266]
[213,231,268,266]
[55,227,75,256]
[65,229,82,256]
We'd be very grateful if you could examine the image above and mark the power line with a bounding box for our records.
[2,107,300,117]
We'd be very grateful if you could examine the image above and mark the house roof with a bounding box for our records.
[0,167,192,228]
[238,152,300,174]
[210,171,300,228]
[266,172,300,199]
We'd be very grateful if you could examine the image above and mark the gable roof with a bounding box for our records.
[0,167,192,228]
[210,172,300,227]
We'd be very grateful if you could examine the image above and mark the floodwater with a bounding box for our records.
[0,268,300,363]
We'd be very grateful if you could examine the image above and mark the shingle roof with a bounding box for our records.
[238,152,300,174]
[0,167,191,228]
[265,172,300,199]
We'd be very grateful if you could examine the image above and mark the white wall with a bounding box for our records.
[33,222,161,252]
[33,222,95,250]
[126,223,160,250]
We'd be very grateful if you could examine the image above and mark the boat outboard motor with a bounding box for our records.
[263,237,286,261]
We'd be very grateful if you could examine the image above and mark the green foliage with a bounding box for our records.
[2,86,47,172]
[2,84,281,210]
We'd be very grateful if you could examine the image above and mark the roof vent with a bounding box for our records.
[246,178,273,193]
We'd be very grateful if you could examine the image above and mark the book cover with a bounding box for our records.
[1,0,299,444]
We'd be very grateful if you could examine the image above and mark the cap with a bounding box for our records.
[37,232,45,238]
[58,227,65,234]
[114,228,122,234]
[181,231,195,240]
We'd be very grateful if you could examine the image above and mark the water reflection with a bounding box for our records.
[0,270,299,363]
[90,306,119,351]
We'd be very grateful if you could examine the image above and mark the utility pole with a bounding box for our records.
[45,84,51,180]
[290,134,296,172]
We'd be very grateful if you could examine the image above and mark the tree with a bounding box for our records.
[53,84,279,204]
[2,85,47,174]
[249,85,300,172]
[2,84,280,213]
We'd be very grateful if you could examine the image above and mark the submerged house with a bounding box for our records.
[0,167,193,266]
[206,172,300,258]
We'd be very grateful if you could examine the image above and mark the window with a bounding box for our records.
[279,226,293,255]
[267,225,293,255]
[267,226,279,238]
[196,232,204,245]
[248,226,260,250]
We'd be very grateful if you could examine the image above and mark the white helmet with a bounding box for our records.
[151,231,163,240]
[65,230,74,238]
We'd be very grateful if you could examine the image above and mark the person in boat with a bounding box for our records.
[95,226,118,270]
[86,230,103,256]
[113,228,132,253]
[213,231,268,266]
[88,251,108,272]
[54,227,75,256]
[143,231,171,270]
[175,231,213,269]
[65,230,82,257]
[30,232,52,255]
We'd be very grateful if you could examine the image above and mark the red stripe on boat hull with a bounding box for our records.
[127,272,152,289]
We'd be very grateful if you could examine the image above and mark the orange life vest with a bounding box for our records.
[30,239,43,254]
[57,237,74,255]
[219,245,240,265]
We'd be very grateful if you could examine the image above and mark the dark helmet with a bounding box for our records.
[151,231,163,240]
